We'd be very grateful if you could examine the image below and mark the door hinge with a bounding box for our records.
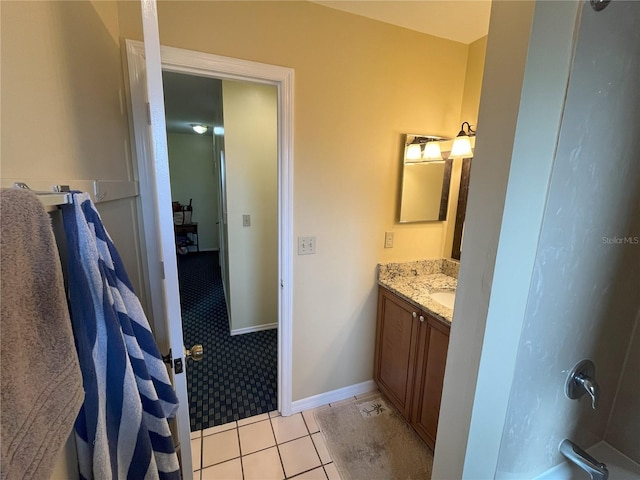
[162,349,184,374]
[146,102,151,125]
[160,261,165,279]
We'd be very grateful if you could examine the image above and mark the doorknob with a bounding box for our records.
[184,344,204,362]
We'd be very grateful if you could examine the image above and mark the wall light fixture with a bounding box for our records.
[450,122,475,158]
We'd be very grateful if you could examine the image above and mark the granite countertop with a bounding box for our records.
[377,258,459,324]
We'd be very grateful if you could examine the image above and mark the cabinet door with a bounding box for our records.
[374,288,419,417]
[411,315,450,450]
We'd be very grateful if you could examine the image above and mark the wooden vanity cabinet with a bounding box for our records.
[410,313,450,449]
[374,287,450,450]
[374,288,419,418]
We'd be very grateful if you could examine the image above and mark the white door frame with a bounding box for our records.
[125,36,294,459]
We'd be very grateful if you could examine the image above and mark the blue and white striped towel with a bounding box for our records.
[62,192,180,480]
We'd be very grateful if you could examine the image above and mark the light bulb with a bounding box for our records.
[192,124,208,134]
[450,136,473,158]
[423,141,443,161]
[406,144,422,160]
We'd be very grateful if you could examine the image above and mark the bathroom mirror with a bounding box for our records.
[399,134,452,223]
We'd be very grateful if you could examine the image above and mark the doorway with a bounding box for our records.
[125,41,294,470]
[162,71,279,430]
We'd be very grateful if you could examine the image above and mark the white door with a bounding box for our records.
[134,1,194,476]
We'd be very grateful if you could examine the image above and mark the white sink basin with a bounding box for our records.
[430,291,456,309]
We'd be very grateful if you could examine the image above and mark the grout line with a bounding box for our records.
[285,465,327,480]
[235,423,243,458]
[308,432,325,467]
[269,414,287,478]
[238,428,246,480]
[300,411,312,435]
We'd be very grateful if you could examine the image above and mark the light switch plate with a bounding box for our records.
[242,214,251,227]
[298,236,316,255]
[384,231,394,248]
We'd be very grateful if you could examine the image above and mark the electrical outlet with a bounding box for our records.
[384,231,394,248]
[242,214,251,227]
[298,236,316,255]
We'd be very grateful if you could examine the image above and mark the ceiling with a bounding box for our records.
[162,1,491,135]
[163,71,221,136]
[312,1,491,45]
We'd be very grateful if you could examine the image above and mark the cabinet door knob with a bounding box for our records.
[419,315,425,322]
[412,311,417,318]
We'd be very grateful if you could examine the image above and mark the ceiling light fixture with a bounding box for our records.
[450,122,475,158]
[191,124,208,134]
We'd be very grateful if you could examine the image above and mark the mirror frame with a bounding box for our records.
[452,157,471,260]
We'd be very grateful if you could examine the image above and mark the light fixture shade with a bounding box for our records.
[423,141,443,161]
[450,135,473,158]
[192,124,208,134]
[406,144,422,160]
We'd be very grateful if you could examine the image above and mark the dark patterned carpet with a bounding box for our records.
[177,251,277,431]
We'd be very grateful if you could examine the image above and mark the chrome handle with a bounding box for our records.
[419,315,425,323]
[575,374,599,409]
[412,312,417,318]
[184,344,204,362]
[566,359,599,409]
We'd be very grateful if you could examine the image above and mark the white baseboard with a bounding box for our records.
[230,322,278,336]
[290,380,378,414]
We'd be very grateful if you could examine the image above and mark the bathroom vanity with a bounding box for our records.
[374,259,458,450]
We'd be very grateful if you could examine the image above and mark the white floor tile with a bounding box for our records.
[238,412,270,427]
[324,462,342,480]
[239,419,276,455]
[202,429,240,468]
[201,458,243,480]
[202,421,237,437]
[271,413,308,444]
[291,466,328,480]
[191,437,202,471]
[269,410,281,418]
[302,409,320,434]
[242,446,285,480]
[279,436,321,478]
[311,432,332,464]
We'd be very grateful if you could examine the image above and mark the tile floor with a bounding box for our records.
[190,392,380,480]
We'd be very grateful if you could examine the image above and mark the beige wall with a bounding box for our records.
[0,1,146,306]
[222,80,279,332]
[1,1,143,478]
[117,0,477,400]
[444,35,488,257]
[167,133,220,251]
